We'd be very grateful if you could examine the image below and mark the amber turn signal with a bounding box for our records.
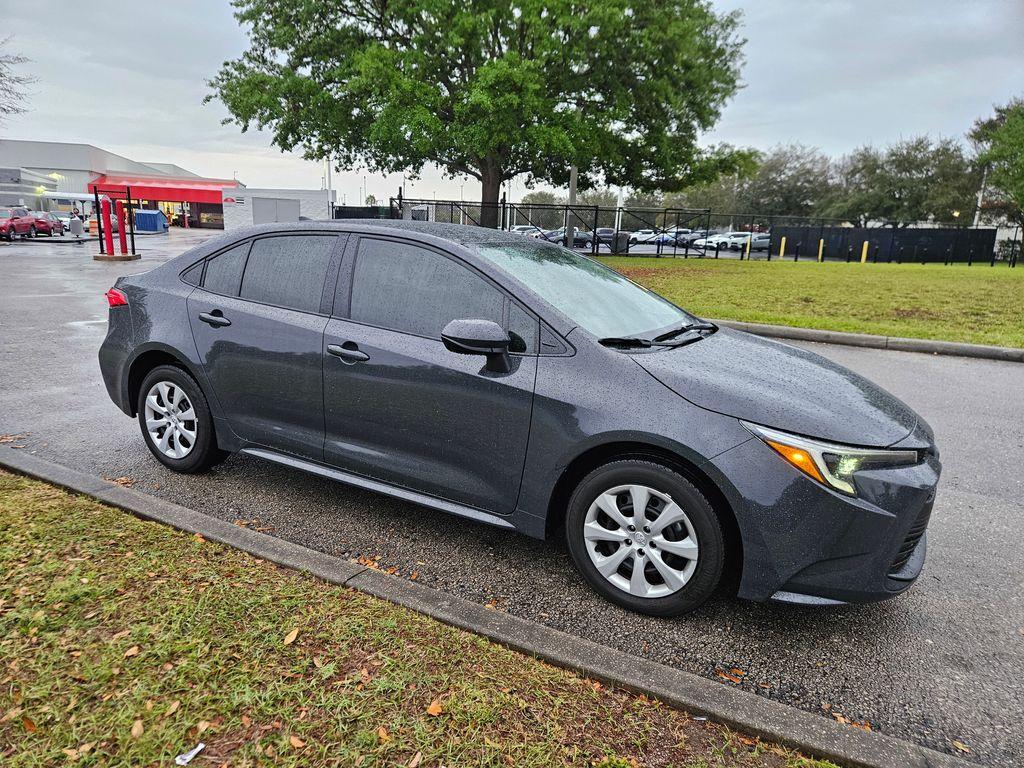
[765,440,825,483]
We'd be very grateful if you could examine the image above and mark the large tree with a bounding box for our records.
[667,144,822,216]
[819,137,979,226]
[209,0,746,227]
[971,97,1024,228]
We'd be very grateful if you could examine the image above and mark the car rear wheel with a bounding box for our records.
[28,226,36,238]
[565,460,724,616]
[137,365,228,473]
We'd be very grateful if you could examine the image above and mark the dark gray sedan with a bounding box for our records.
[99,221,940,616]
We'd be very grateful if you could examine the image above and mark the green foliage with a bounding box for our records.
[975,99,1024,226]
[817,137,980,226]
[208,0,747,222]
[667,144,822,216]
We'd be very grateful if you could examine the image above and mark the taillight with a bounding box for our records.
[106,287,128,307]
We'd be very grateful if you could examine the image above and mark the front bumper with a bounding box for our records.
[708,435,940,605]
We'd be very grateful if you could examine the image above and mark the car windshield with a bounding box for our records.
[473,241,695,339]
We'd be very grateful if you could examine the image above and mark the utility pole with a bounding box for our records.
[325,158,333,218]
[972,165,987,228]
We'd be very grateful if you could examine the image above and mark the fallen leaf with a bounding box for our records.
[124,645,140,658]
[377,726,390,742]
[313,656,325,669]
[283,628,300,646]
[289,735,306,749]
[78,742,94,754]
[953,740,971,754]
[61,748,78,760]
[22,715,37,732]
[165,700,180,717]
[715,669,743,684]
[241,714,251,727]
[410,571,419,580]
[426,699,443,716]
[408,751,423,767]
[130,719,144,738]
[197,720,210,734]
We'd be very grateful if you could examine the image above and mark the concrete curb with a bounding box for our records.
[712,319,1024,363]
[0,449,970,768]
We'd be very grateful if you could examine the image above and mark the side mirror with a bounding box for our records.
[441,318,511,373]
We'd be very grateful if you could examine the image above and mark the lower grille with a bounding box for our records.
[889,502,932,574]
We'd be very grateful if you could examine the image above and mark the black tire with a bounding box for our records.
[565,459,724,617]
[136,365,228,473]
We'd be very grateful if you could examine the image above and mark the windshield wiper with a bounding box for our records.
[653,320,717,343]
[599,336,655,348]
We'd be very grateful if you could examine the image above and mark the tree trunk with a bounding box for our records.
[479,168,502,229]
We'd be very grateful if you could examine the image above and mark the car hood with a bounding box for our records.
[634,328,922,447]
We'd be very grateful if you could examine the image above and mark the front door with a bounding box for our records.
[187,233,342,460]
[323,236,538,515]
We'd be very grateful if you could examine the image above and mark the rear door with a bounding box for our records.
[187,233,344,460]
[322,235,539,514]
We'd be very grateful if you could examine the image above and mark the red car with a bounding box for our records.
[29,211,65,237]
[0,207,34,240]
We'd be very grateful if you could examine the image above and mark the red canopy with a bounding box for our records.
[89,174,240,205]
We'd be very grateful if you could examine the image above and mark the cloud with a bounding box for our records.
[4,0,1021,202]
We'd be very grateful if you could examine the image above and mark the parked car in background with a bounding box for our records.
[509,224,544,237]
[30,211,65,237]
[54,212,75,231]
[725,233,754,250]
[750,233,771,251]
[0,207,36,240]
[694,232,748,250]
[628,229,659,244]
[99,220,940,617]
[542,227,594,248]
[595,227,619,246]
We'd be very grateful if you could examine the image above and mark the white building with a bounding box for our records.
[221,187,335,230]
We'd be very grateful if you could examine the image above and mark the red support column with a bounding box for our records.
[115,200,128,255]
[101,198,115,256]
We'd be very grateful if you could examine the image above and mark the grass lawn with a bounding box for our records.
[0,470,835,768]
[599,257,1024,349]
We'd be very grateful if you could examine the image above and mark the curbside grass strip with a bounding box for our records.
[0,448,970,768]
[712,319,1024,363]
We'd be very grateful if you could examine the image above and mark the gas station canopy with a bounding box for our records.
[89,173,241,204]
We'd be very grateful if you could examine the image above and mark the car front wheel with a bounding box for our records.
[137,365,228,473]
[565,460,724,616]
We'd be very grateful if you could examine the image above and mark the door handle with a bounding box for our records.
[198,311,231,328]
[327,342,369,363]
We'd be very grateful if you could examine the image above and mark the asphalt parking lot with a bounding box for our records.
[1,232,1022,766]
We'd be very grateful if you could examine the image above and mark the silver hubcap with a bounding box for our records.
[144,381,197,459]
[584,484,699,599]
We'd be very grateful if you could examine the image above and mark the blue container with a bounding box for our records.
[134,209,167,233]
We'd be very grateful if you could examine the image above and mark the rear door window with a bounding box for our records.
[202,242,250,296]
[239,235,336,314]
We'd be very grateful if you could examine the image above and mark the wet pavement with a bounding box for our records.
[1,231,1021,766]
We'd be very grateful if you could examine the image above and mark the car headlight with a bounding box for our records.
[742,422,919,496]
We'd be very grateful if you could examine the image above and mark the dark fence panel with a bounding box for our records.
[770,226,999,264]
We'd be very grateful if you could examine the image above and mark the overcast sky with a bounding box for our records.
[3,1,1021,203]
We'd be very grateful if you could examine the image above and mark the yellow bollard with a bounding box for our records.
[779,236,786,260]
[817,238,824,262]
[860,240,869,263]
[745,235,752,259]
